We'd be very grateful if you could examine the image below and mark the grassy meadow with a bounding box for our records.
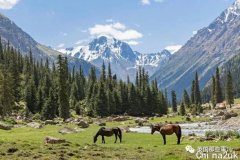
[0,116,239,160]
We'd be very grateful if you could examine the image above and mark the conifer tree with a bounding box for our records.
[183,89,191,108]
[194,72,201,105]
[179,102,185,116]
[171,90,177,112]
[25,77,37,113]
[95,81,108,117]
[211,76,216,107]
[191,80,195,104]
[57,55,70,120]
[225,71,234,107]
[41,88,56,120]
[215,67,223,103]
[0,66,14,116]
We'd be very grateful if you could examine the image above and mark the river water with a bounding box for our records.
[129,122,240,136]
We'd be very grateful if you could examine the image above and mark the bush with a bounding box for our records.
[32,113,41,120]
[205,130,240,140]
[4,117,17,125]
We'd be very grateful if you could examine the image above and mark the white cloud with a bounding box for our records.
[0,0,20,9]
[192,30,198,35]
[165,45,182,54]
[88,22,143,42]
[141,0,164,5]
[57,43,65,48]
[126,41,139,46]
[75,39,89,45]
[141,0,150,5]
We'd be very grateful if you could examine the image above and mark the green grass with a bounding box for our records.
[235,98,240,104]
[0,119,239,160]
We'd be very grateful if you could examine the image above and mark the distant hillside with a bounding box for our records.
[0,13,97,75]
[202,52,240,102]
[151,0,240,98]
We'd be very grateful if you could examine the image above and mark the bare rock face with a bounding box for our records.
[45,136,66,144]
[27,122,43,129]
[0,122,12,130]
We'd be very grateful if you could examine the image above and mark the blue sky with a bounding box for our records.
[0,0,236,53]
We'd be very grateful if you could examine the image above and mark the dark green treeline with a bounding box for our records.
[0,39,168,119]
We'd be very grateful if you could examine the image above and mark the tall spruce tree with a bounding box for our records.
[25,77,37,113]
[41,88,56,120]
[179,102,186,116]
[183,89,191,108]
[171,90,177,112]
[211,76,216,107]
[57,55,70,120]
[0,66,14,116]
[215,67,223,103]
[95,81,108,117]
[191,80,195,104]
[194,72,201,105]
[225,71,234,107]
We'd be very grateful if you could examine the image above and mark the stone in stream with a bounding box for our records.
[221,111,238,120]
[45,136,66,144]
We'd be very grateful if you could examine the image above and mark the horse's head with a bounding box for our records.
[150,124,160,134]
[93,135,97,143]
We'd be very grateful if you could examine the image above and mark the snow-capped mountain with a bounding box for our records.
[58,36,172,80]
[152,0,240,97]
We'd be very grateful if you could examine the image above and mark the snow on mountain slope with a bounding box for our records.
[151,0,240,98]
[58,36,171,80]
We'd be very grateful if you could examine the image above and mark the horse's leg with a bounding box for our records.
[118,134,121,143]
[174,132,180,144]
[102,136,105,144]
[177,135,180,144]
[114,133,117,143]
[161,133,166,145]
[177,133,181,144]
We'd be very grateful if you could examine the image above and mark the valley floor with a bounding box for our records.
[0,116,239,160]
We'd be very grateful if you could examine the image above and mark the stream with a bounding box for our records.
[129,122,240,136]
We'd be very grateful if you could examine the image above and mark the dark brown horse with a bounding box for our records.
[94,127,122,144]
[150,124,181,145]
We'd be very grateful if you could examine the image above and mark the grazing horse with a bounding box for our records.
[94,127,122,144]
[150,124,181,145]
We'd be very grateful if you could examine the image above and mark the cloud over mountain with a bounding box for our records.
[88,22,143,45]
[0,0,20,9]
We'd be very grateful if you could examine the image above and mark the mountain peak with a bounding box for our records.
[221,0,240,23]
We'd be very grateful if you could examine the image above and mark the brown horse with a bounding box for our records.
[94,127,122,144]
[150,124,181,145]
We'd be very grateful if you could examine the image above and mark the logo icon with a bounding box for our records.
[185,145,195,154]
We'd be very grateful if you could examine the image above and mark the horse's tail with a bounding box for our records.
[117,127,122,142]
[178,125,182,138]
